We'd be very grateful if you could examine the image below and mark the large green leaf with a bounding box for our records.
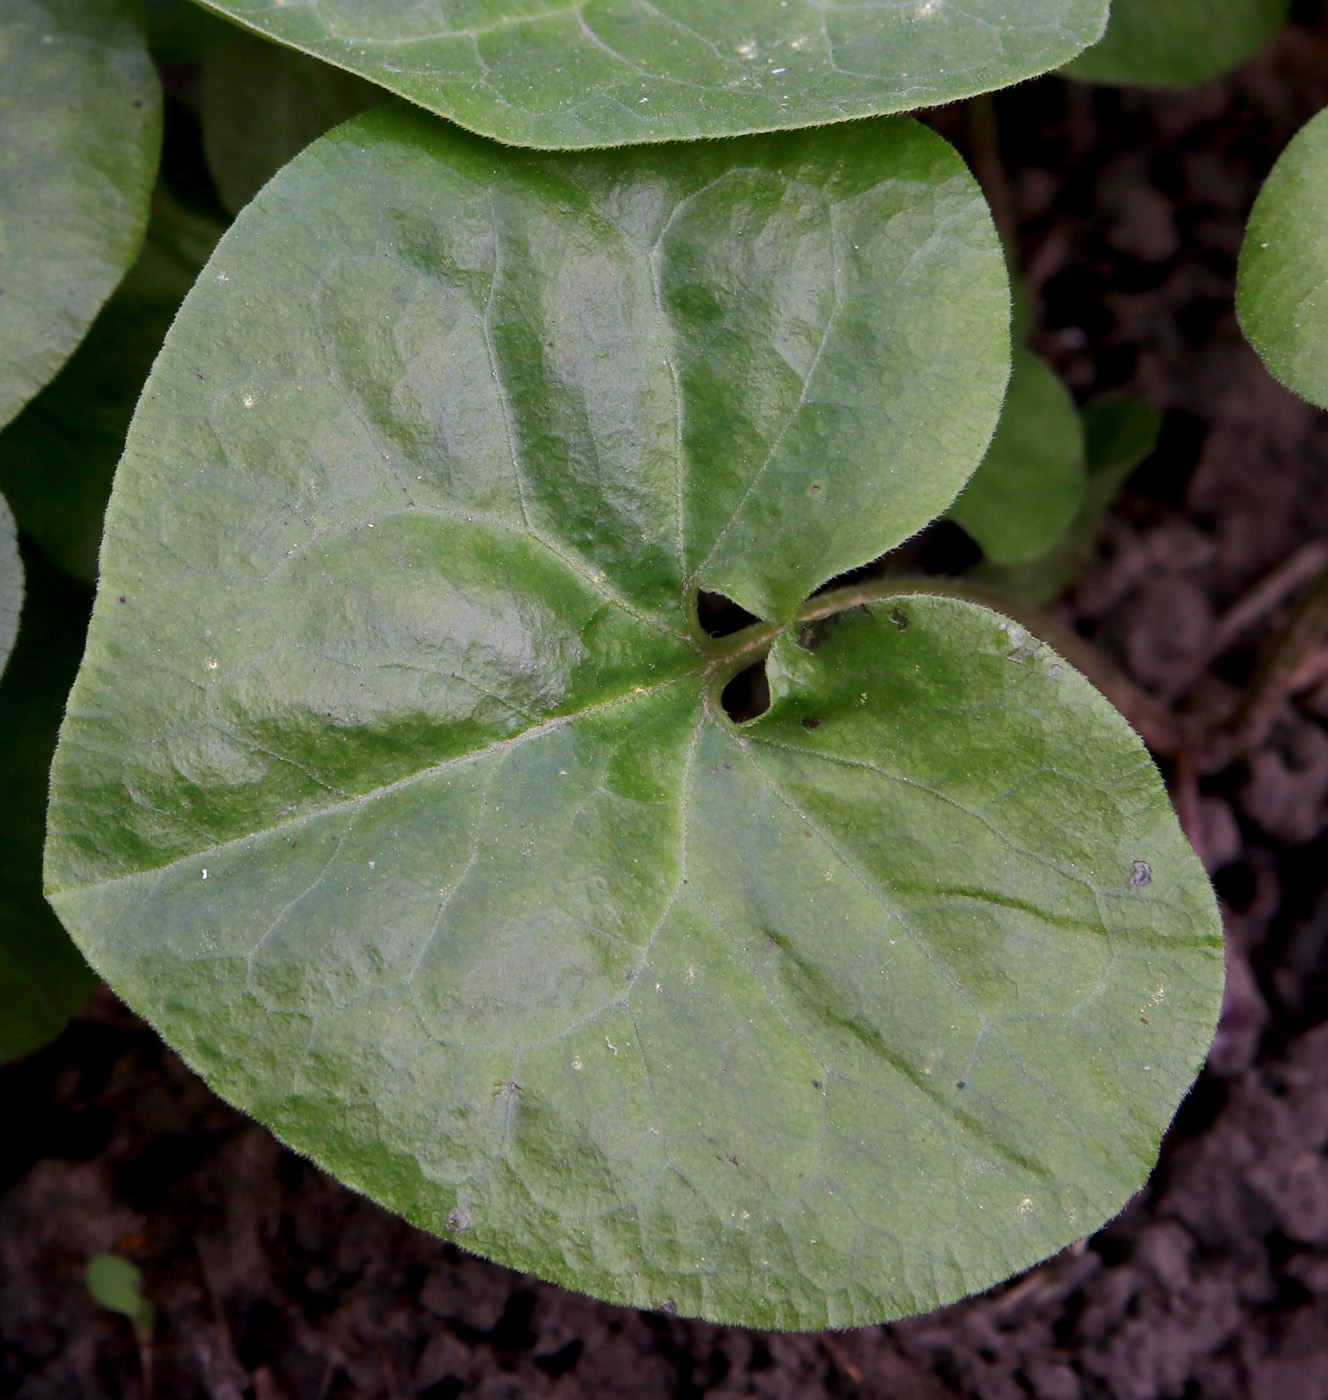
[1,545,97,1064]
[189,0,1109,149]
[201,30,382,217]
[46,108,1222,1328]
[0,191,226,584]
[0,0,161,431]
[1062,0,1287,87]
[1238,107,1328,411]
[949,346,1085,566]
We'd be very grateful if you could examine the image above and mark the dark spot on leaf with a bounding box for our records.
[956,1081,966,1089]
[656,1299,677,1316]
[1130,860,1153,890]
[727,1154,739,1167]
[801,716,822,730]
[118,596,126,604]
[809,483,821,496]
[891,608,910,630]
[721,658,769,722]
[132,99,143,108]
[1141,1016,1150,1025]
[812,1080,822,1089]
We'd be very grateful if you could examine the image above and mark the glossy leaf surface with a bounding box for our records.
[0,0,161,431]
[0,191,226,583]
[1063,0,1287,86]
[950,346,1085,566]
[47,109,1221,1327]
[191,0,1109,149]
[1,547,96,1064]
[202,30,381,216]
[1238,107,1328,411]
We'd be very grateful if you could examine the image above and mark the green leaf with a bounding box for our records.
[1,544,97,1064]
[46,109,1221,1328]
[201,30,382,216]
[189,0,1109,149]
[1239,106,1328,411]
[0,0,161,431]
[0,190,226,584]
[950,346,1086,566]
[970,399,1162,606]
[86,1254,154,1334]
[0,495,20,680]
[1062,0,1287,87]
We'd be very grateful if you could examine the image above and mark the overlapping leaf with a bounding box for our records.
[47,107,1221,1327]
[950,346,1085,566]
[1,547,96,1063]
[1063,0,1287,87]
[190,0,1109,149]
[0,191,226,583]
[1239,106,1328,411]
[0,0,161,431]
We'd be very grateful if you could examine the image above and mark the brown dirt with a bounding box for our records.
[6,15,1328,1400]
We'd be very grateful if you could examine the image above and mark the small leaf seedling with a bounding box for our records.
[87,1253,155,1396]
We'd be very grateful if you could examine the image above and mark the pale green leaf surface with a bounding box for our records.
[0,496,20,679]
[202,30,382,216]
[1062,0,1287,87]
[0,0,161,432]
[1,547,97,1064]
[47,109,1221,1327]
[949,346,1085,566]
[0,190,226,583]
[1238,106,1328,411]
[190,0,1109,149]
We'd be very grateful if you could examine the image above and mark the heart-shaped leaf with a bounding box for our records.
[46,108,1222,1327]
[190,0,1109,149]
[1,545,96,1063]
[1062,0,1287,87]
[0,0,161,431]
[1239,106,1328,411]
[0,190,226,583]
[950,345,1085,566]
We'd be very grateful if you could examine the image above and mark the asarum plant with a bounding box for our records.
[5,0,1315,1327]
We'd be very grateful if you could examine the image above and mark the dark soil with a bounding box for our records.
[6,17,1328,1400]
